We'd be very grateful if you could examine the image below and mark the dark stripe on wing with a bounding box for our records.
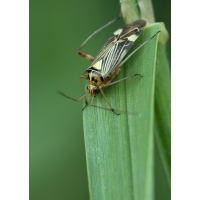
[102,39,134,77]
[87,67,101,72]
[94,34,118,62]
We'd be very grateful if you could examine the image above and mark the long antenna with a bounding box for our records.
[117,30,160,68]
[79,14,121,49]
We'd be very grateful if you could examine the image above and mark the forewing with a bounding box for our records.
[89,20,146,77]
[101,39,134,77]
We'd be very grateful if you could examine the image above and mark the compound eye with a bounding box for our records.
[87,86,89,90]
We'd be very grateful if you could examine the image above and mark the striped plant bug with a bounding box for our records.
[59,14,160,115]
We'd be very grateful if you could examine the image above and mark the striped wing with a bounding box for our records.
[90,20,146,78]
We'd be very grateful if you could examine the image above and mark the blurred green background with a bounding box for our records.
[30,0,170,199]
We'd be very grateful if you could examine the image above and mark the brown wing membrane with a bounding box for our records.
[118,20,147,39]
[89,20,147,77]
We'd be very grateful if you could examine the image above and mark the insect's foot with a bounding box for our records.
[112,109,120,115]
[134,74,143,78]
[82,102,88,111]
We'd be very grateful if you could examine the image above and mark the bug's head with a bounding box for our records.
[87,85,100,97]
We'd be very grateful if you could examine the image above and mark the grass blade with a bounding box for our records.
[154,24,171,190]
[83,23,161,200]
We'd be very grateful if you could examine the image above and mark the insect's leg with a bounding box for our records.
[58,75,89,111]
[58,91,89,102]
[113,69,120,75]
[100,74,143,88]
[90,95,120,115]
[116,30,161,70]
[78,14,121,62]
[80,75,89,111]
[100,88,120,115]
[90,96,110,111]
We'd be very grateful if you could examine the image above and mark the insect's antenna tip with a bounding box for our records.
[57,90,65,96]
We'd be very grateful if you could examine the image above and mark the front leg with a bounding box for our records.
[79,75,89,111]
[90,95,120,115]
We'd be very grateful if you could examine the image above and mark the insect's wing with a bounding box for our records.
[88,33,118,71]
[90,20,146,77]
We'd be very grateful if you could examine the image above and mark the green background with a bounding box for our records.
[30,0,170,199]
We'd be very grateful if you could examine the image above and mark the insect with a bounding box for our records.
[59,15,160,115]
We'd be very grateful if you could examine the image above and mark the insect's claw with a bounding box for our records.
[82,102,88,111]
[112,109,120,115]
[134,74,143,78]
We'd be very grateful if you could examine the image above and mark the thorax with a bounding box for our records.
[84,67,104,87]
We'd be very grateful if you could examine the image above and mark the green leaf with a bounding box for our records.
[154,24,171,190]
[120,0,140,24]
[83,23,161,200]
